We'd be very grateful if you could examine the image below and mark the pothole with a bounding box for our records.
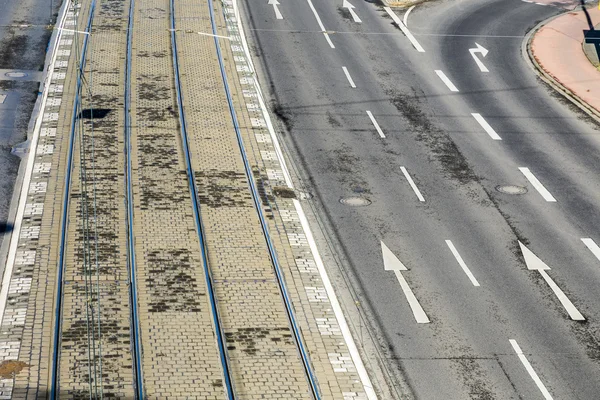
[495,185,527,195]
[340,196,371,206]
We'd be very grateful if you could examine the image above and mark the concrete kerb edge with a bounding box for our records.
[523,7,600,125]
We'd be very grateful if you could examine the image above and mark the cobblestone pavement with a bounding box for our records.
[0,0,378,397]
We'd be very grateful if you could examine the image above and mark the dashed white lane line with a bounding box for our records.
[342,66,356,88]
[472,113,502,140]
[509,340,553,400]
[366,110,385,138]
[305,0,335,48]
[581,238,600,262]
[403,5,415,27]
[435,70,459,92]
[384,7,425,53]
[400,166,425,202]
[518,167,556,202]
[445,240,480,286]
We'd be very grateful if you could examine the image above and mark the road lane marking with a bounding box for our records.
[342,66,356,88]
[382,241,430,323]
[342,0,362,23]
[518,167,556,202]
[400,166,425,202]
[403,5,415,27]
[519,241,584,321]
[472,113,502,140]
[384,7,425,52]
[445,240,480,286]
[509,340,553,400]
[305,0,335,48]
[268,0,283,19]
[198,31,232,40]
[366,110,385,138]
[581,238,600,262]
[435,70,459,92]
[469,43,489,72]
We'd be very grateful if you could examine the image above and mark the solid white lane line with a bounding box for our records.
[435,70,459,92]
[394,270,430,323]
[384,7,425,53]
[400,167,425,202]
[518,167,556,202]
[581,238,600,262]
[342,66,356,88]
[509,340,553,400]
[471,113,501,140]
[445,240,480,286]
[403,5,415,27]
[538,269,585,320]
[366,110,385,138]
[305,0,335,48]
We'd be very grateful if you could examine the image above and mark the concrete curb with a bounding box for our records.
[523,8,600,124]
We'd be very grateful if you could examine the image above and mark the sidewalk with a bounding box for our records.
[530,5,600,116]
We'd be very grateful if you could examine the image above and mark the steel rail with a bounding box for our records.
[168,0,235,398]
[124,0,145,396]
[207,0,321,397]
[49,0,98,397]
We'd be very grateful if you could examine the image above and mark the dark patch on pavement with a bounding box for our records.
[78,108,112,119]
[338,7,353,21]
[271,102,294,132]
[386,89,479,184]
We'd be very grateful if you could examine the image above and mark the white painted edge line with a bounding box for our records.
[384,7,425,53]
[471,113,502,140]
[366,110,385,138]
[232,0,376,397]
[400,166,425,202]
[509,340,554,400]
[445,240,480,286]
[538,269,585,321]
[518,167,556,202]
[0,0,70,327]
[403,5,415,27]
[305,0,335,49]
[393,270,430,323]
[435,70,459,92]
[581,238,600,262]
[342,66,356,88]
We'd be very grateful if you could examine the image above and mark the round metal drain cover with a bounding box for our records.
[496,185,527,195]
[340,196,371,206]
[5,71,27,78]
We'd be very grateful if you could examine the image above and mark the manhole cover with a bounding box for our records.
[340,196,371,206]
[5,71,27,78]
[496,185,527,195]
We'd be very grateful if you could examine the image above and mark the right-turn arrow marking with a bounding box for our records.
[469,42,489,72]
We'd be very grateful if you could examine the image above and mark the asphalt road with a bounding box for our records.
[242,0,600,398]
[0,0,59,247]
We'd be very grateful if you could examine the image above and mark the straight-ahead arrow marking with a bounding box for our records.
[268,0,283,19]
[469,42,489,72]
[381,242,430,323]
[343,0,362,23]
[519,241,585,321]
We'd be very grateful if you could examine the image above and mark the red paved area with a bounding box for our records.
[531,6,600,114]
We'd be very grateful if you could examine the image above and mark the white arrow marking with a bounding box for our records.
[471,113,502,140]
[268,0,283,19]
[519,241,585,321]
[581,238,600,262]
[381,242,430,323]
[343,0,362,23]
[509,340,554,400]
[519,168,556,202]
[384,7,425,53]
[469,42,489,72]
[445,240,480,286]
